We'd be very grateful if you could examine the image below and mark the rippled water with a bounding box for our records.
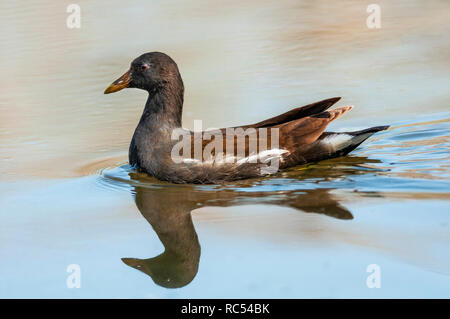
[0,0,449,297]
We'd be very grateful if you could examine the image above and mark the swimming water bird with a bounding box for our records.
[104,52,388,184]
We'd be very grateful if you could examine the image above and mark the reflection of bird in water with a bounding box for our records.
[122,187,201,288]
[270,188,353,220]
[121,179,358,288]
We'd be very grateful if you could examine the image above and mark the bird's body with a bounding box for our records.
[105,52,388,184]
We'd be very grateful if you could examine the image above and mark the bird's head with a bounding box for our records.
[104,52,181,94]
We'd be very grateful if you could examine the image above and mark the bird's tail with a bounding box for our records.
[326,125,390,156]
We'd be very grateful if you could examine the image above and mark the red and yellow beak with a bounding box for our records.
[104,70,131,94]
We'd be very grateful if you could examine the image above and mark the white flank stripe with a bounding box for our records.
[181,149,289,165]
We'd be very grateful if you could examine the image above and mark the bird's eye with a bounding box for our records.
[141,64,149,71]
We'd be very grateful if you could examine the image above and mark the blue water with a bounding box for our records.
[1,113,449,298]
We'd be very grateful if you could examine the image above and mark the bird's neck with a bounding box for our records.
[139,80,184,130]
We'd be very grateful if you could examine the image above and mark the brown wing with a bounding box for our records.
[278,106,354,167]
[278,105,353,150]
[186,105,352,160]
[239,97,341,129]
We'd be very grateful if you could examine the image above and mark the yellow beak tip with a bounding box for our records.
[104,70,131,95]
[104,84,123,94]
[104,86,114,94]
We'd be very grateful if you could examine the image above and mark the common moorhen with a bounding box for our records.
[104,52,388,184]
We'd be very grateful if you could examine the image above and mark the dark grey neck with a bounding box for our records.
[138,80,184,130]
[129,79,184,167]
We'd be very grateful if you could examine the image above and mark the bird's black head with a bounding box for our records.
[104,52,182,94]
